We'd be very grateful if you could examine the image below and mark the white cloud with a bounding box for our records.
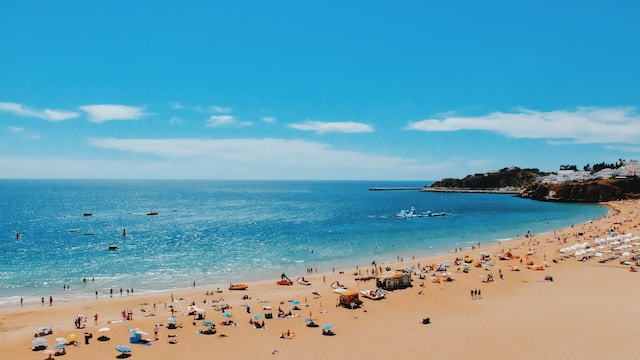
[406,106,640,144]
[205,115,252,128]
[209,106,232,114]
[170,102,183,110]
[169,116,183,125]
[79,104,149,123]
[8,126,24,132]
[0,102,79,121]
[262,116,276,123]
[194,105,233,114]
[84,137,438,180]
[288,121,375,134]
[206,115,235,127]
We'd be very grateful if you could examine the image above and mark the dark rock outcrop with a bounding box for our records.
[518,178,640,202]
[429,167,546,190]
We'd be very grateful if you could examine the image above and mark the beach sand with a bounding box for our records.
[3,199,639,360]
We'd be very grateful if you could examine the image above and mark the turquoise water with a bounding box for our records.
[0,180,607,306]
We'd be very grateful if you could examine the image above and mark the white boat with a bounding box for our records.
[297,276,311,285]
[360,288,386,300]
[395,206,420,218]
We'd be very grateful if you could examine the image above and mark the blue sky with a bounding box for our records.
[1,1,639,180]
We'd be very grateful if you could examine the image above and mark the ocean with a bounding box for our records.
[0,180,607,307]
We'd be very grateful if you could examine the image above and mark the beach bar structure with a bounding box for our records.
[376,272,412,291]
[338,291,363,308]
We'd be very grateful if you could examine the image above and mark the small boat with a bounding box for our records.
[395,206,425,218]
[330,281,347,290]
[297,276,311,285]
[360,288,386,300]
[83,213,93,216]
[67,228,82,233]
[147,211,159,216]
[229,283,248,290]
[277,279,293,286]
[108,245,118,251]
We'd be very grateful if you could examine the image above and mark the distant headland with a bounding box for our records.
[423,160,640,203]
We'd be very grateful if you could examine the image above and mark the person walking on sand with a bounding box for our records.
[470,289,474,299]
[154,324,159,340]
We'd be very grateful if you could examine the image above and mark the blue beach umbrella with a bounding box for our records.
[116,345,132,353]
[222,312,231,318]
[202,321,214,327]
[32,338,48,346]
[322,324,333,330]
[291,300,300,305]
[167,317,177,323]
[55,344,66,349]
[253,314,263,319]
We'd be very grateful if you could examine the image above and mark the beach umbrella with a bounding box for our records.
[291,300,300,305]
[98,327,111,333]
[55,337,67,344]
[202,321,214,327]
[116,345,132,353]
[222,311,231,318]
[43,349,55,355]
[32,337,48,346]
[253,314,263,319]
[322,324,333,330]
[54,344,67,349]
[305,316,317,323]
[168,317,177,323]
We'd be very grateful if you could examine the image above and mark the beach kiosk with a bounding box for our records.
[376,272,412,291]
[338,291,363,308]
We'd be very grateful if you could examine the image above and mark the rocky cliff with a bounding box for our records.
[429,167,546,190]
[518,178,640,202]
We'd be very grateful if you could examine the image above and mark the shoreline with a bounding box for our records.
[3,199,638,359]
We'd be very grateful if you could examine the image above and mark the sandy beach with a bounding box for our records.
[3,199,639,360]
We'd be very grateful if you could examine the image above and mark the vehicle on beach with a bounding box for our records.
[229,283,248,290]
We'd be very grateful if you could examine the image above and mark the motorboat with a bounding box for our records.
[147,211,159,216]
[360,288,386,300]
[108,245,118,251]
[395,206,419,218]
[276,279,293,286]
[297,276,311,285]
[330,281,347,290]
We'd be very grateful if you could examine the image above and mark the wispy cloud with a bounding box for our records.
[206,115,235,127]
[406,106,640,144]
[169,116,183,125]
[205,115,252,127]
[288,121,375,134]
[85,137,438,179]
[8,126,24,132]
[262,116,276,123]
[170,102,183,110]
[194,105,233,114]
[0,102,80,121]
[79,104,150,123]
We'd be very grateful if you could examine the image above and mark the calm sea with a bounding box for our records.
[0,180,607,307]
